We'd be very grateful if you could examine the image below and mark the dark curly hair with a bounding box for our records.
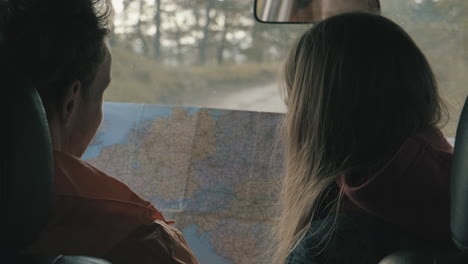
[1,0,113,115]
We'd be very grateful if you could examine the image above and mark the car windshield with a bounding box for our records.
[107,0,467,136]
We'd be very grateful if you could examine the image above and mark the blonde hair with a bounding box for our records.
[270,12,446,264]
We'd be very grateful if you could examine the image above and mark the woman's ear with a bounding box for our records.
[60,80,81,124]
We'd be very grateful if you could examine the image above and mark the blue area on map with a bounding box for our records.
[182,225,233,264]
[83,102,141,160]
[139,104,174,121]
[83,103,206,160]
[207,108,229,120]
[148,195,184,212]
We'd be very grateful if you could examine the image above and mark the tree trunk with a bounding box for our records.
[217,12,229,65]
[154,0,162,60]
[192,8,200,28]
[136,0,148,55]
[198,0,215,65]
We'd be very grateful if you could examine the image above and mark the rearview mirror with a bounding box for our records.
[255,0,381,23]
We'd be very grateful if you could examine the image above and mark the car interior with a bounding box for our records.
[2,0,468,263]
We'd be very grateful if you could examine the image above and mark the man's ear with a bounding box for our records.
[60,80,81,124]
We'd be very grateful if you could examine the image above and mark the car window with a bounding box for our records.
[107,0,467,137]
[381,0,468,137]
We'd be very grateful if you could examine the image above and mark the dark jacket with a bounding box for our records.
[286,212,453,264]
[286,128,454,263]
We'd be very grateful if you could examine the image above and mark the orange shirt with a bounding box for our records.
[26,151,199,264]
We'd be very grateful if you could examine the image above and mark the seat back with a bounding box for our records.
[451,96,468,251]
[1,87,53,252]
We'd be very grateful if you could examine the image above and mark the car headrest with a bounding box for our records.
[1,87,53,252]
[451,96,468,251]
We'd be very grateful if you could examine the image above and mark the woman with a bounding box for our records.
[273,12,454,263]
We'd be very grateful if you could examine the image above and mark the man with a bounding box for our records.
[3,0,199,263]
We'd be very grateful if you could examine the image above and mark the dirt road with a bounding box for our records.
[203,82,286,113]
